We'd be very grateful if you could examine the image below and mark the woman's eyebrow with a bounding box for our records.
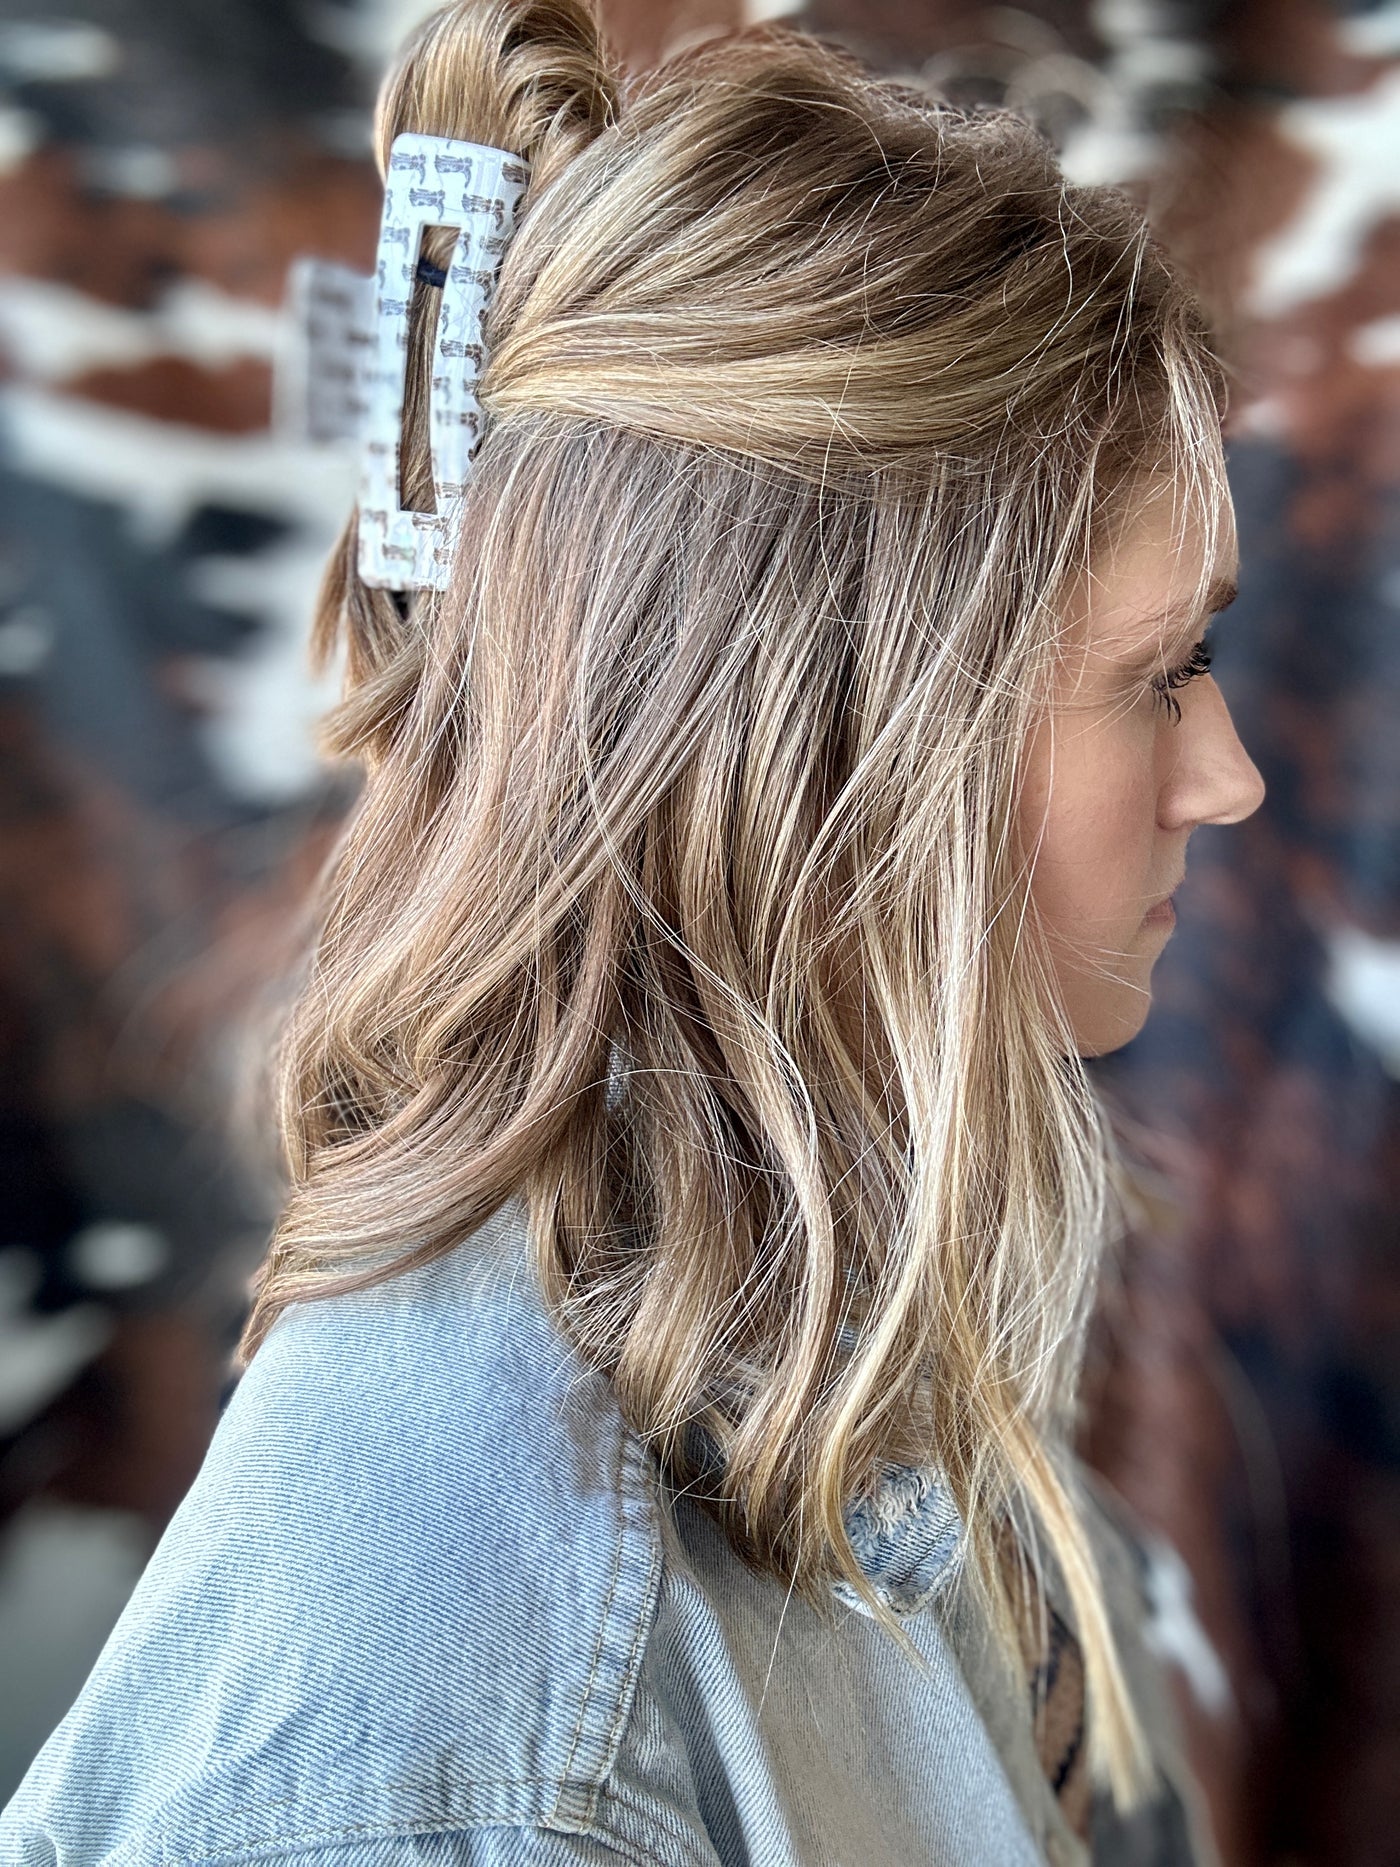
[1124,571,1239,665]
[1202,572,1239,616]
[1162,572,1239,629]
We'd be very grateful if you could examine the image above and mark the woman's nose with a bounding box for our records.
[1158,678,1266,831]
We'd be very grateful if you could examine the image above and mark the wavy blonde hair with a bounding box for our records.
[242,0,1227,1809]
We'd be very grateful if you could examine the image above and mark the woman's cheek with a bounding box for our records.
[1070,710,1162,915]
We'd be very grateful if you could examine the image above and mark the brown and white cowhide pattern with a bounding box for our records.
[0,2,1395,1858]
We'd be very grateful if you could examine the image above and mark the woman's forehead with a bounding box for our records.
[1073,475,1238,662]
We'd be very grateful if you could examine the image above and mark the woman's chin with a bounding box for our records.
[1069,981,1155,1059]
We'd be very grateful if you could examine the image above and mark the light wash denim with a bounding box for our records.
[1,1196,1215,1866]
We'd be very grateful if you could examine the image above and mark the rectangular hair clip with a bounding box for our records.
[356,131,530,593]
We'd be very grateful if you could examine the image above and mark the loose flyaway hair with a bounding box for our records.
[241,0,1229,1810]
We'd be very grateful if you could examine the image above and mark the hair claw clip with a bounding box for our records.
[357,131,529,593]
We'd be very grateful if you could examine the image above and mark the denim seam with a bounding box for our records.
[548,1419,626,1828]
[893,1533,966,1617]
[546,1421,662,1830]
[596,1439,664,1769]
[147,1808,671,1867]
[262,1836,658,1867]
[152,1805,586,1866]
[833,1537,966,1620]
[591,1774,724,1867]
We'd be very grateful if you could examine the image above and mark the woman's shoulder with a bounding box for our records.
[0,1199,681,1865]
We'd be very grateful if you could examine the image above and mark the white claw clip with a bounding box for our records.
[360,132,529,591]
[279,130,529,594]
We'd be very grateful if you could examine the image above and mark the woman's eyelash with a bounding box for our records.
[1149,639,1213,723]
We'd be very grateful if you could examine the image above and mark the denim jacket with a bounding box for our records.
[1,1196,1217,1867]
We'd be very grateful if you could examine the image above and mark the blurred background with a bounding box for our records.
[0,1,1395,1861]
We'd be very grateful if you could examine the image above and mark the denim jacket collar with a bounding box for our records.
[842,1462,966,1616]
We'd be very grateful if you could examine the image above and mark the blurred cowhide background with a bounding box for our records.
[0,2,1396,1861]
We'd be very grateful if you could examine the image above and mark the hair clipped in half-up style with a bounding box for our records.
[242,0,1230,1813]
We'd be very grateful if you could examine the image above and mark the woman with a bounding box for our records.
[0,2,1264,1862]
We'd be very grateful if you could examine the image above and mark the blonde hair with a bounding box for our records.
[242,0,1228,1810]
